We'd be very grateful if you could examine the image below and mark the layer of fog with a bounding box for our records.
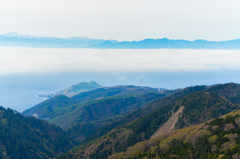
[0,47,240,75]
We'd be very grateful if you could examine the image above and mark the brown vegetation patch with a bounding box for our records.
[224,123,236,131]
[186,129,211,146]
[212,125,219,131]
[203,125,210,130]
[151,106,184,139]
[109,124,203,159]
[225,133,238,142]
[78,128,133,159]
[221,141,236,151]
[232,153,240,159]
[211,145,217,152]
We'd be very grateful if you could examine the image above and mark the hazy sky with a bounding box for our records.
[0,0,240,41]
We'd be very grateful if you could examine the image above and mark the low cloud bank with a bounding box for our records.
[0,47,239,75]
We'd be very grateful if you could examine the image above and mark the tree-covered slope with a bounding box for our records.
[61,92,166,143]
[0,107,73,159]
[22,95,74,120]
[58,89,240,159]
[109,109,240,159]
[207,83,240,104]
[74,85,207,148]
[23,85,170,144]
[22,85,163,126]
[51,92,165,129]
[57,83,240,159]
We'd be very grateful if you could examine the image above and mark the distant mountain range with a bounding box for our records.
[1,32,240,49]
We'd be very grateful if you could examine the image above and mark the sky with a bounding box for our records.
[0,0,240,41]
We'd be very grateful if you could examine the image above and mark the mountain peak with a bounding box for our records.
[56,81,101,97]
[4,32,18,37]
[2,32,34,39]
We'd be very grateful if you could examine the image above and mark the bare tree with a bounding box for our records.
[2,145,10,159]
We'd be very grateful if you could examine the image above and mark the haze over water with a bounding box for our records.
[0,47,240,112]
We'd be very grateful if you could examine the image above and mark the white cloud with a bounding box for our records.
[0,47,240,75]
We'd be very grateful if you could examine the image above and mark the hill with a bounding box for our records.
[109,109,240,159]
[0,107,73,159]
[23,85,170,143]
[22,86,165,128]
[56,81,101,97]
[75,85,207,147]
[57,83,240,159]
[2,32,240,49]
[23,86,158,119]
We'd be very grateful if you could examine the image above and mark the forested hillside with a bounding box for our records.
[57,83,240,159]
[0,107,73,159]
[109,109,240,159]
[71,85,207,148]
[22,86,164,128]
[23,85,170,143]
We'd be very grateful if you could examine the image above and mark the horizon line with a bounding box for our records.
[1,32,239,43]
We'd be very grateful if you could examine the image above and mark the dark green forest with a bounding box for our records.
[0,107,73,159]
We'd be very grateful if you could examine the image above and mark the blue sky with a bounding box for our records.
[0,0,240,41]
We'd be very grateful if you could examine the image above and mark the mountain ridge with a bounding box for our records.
[2,32,240,49]
[22,85,169,144]
[57,83,240,159]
